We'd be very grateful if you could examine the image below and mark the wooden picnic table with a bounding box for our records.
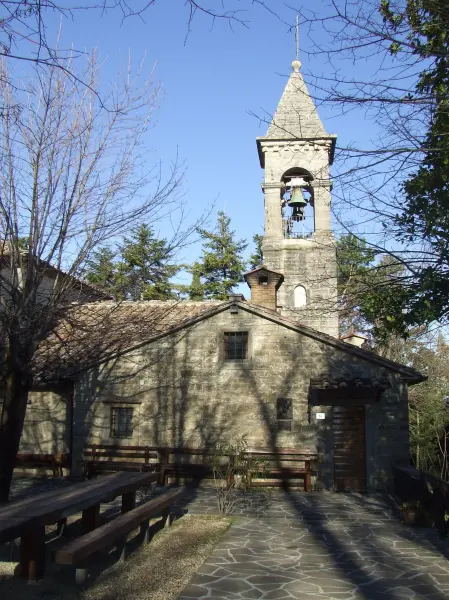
[0,471,157,580]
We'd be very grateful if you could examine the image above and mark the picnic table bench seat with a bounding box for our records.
[54,487,185,584]
[0,471,158,581]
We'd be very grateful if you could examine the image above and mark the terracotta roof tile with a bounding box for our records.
[35,300,225,380]
[34,299,426,385]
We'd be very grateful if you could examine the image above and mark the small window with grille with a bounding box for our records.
[276,397,293,431]
[224,331,248,360]
[110,407,134,439]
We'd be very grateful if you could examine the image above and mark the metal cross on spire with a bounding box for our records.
[292,14,302,72]
[295,14,299,61]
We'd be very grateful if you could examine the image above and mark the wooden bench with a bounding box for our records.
[54,487,185,583]
[0,472,158,581]
[83,445,318,490]
[84,445,213,485]
[244,449,318,492]
[15,453,70,477]
[158,448,214,486]
[160,447,318,491]
[84,445,159,478]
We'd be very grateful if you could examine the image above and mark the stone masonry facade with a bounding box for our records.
[262,235,338,336]
[19,384,72,455]
[68,305,410,490]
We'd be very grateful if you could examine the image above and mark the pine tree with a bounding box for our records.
[120,224,179,300]
[85,247,119,294]
[336,234,376,335]
[336,234,411,343]
[188,262,205,300]
[249,234,264,270]
[195,211,247,300]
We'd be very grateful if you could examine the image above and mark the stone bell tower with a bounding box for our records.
[256,56,339,338]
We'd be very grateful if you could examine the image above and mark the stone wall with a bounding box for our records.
[259,137,339,338]
[18,384,71,454]
[263,236,338,337]
[71,305,410,490]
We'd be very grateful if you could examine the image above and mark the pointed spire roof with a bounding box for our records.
[266,60,327,139]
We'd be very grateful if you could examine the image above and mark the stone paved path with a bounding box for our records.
[174,489,449,600]
[8,479,449,599]
[9,475,74,501]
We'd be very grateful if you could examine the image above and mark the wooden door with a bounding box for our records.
[333,405,366,491]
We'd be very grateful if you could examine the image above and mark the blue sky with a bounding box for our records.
[19,1,389,275]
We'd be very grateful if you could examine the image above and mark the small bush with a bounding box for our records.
[212,436,269,515]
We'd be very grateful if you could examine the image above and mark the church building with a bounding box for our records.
[24,57,424,492]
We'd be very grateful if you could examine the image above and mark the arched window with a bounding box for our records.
[294,285,307,308]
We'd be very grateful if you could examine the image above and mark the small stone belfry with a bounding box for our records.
[257,56,338,337]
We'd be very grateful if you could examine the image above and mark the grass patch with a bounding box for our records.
[0,515,232,600]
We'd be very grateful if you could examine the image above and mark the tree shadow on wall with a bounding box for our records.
[77,325,238,470]
[239,329,449,598]
[21,386,71,456]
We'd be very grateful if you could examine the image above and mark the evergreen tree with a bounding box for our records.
[392,0,449,331]
[120,224,179,300]
[188,262,205,301]
[336,234,410,343]
[195,211,247,300]
[85,248,120,294]
[336,234,377,335]
[249,233,264,270]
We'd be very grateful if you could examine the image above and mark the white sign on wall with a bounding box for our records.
[315,412,326,420]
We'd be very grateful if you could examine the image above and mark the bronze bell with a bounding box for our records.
[287,187,307,222]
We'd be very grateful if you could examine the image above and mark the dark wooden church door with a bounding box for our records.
[333,405,366,491]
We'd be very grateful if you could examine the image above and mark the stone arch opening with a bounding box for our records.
[281,169,314,239]
[281,167,314,184]
[293,285,307,308]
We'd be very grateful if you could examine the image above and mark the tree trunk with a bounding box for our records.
[0,368,30,502]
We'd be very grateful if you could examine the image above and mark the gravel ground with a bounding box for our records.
[0,515,232,600]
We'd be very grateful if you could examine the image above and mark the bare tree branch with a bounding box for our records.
[0,51,198,500]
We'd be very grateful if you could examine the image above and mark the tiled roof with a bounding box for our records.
[35,300,226,380]
[239,303,425,384]
[34,299,425,385]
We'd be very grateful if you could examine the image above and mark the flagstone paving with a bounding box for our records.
[8,479,449,599]
[9,475,74,501]
[174,490,449,600]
